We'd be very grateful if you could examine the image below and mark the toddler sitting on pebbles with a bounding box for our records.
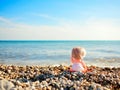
[70,47,87,73]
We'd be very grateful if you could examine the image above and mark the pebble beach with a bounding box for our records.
[0,64,120,90]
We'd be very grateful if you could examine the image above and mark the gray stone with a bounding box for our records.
[0,79,15,90]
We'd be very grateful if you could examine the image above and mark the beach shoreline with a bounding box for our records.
[0,64,120,90]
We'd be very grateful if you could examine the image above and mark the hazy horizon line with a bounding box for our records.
[0,39,120,41]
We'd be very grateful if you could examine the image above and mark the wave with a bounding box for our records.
[93,49,120,54]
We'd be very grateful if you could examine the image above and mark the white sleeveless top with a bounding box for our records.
[72,63,84,72]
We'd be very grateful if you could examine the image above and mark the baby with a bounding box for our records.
[70,47,87,73]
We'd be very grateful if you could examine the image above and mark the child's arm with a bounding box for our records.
[71,57,74,64]
[81,60,87,73]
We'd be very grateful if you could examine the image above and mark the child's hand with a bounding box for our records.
[87,68,93,72]
[86,66,95,72]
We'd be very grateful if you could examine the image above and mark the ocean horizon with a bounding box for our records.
[0,40,120,67]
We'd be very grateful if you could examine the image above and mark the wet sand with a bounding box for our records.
[0,64,120,90]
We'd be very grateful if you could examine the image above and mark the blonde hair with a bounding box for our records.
[72,47,86,59]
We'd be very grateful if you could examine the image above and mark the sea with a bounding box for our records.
[0,40,120,67]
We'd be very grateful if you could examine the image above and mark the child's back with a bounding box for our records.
[70,47,87,73]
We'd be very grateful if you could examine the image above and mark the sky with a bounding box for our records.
[0,0,120,40]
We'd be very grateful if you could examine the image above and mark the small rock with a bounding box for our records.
[0,79,15,90]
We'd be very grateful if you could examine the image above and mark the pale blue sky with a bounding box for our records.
[0,0,120,40]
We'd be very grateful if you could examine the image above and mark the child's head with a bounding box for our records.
[71,47,86,60]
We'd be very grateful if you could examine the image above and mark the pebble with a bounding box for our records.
[0,79,15,90]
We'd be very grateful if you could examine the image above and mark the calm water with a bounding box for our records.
[0,41,120,67]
